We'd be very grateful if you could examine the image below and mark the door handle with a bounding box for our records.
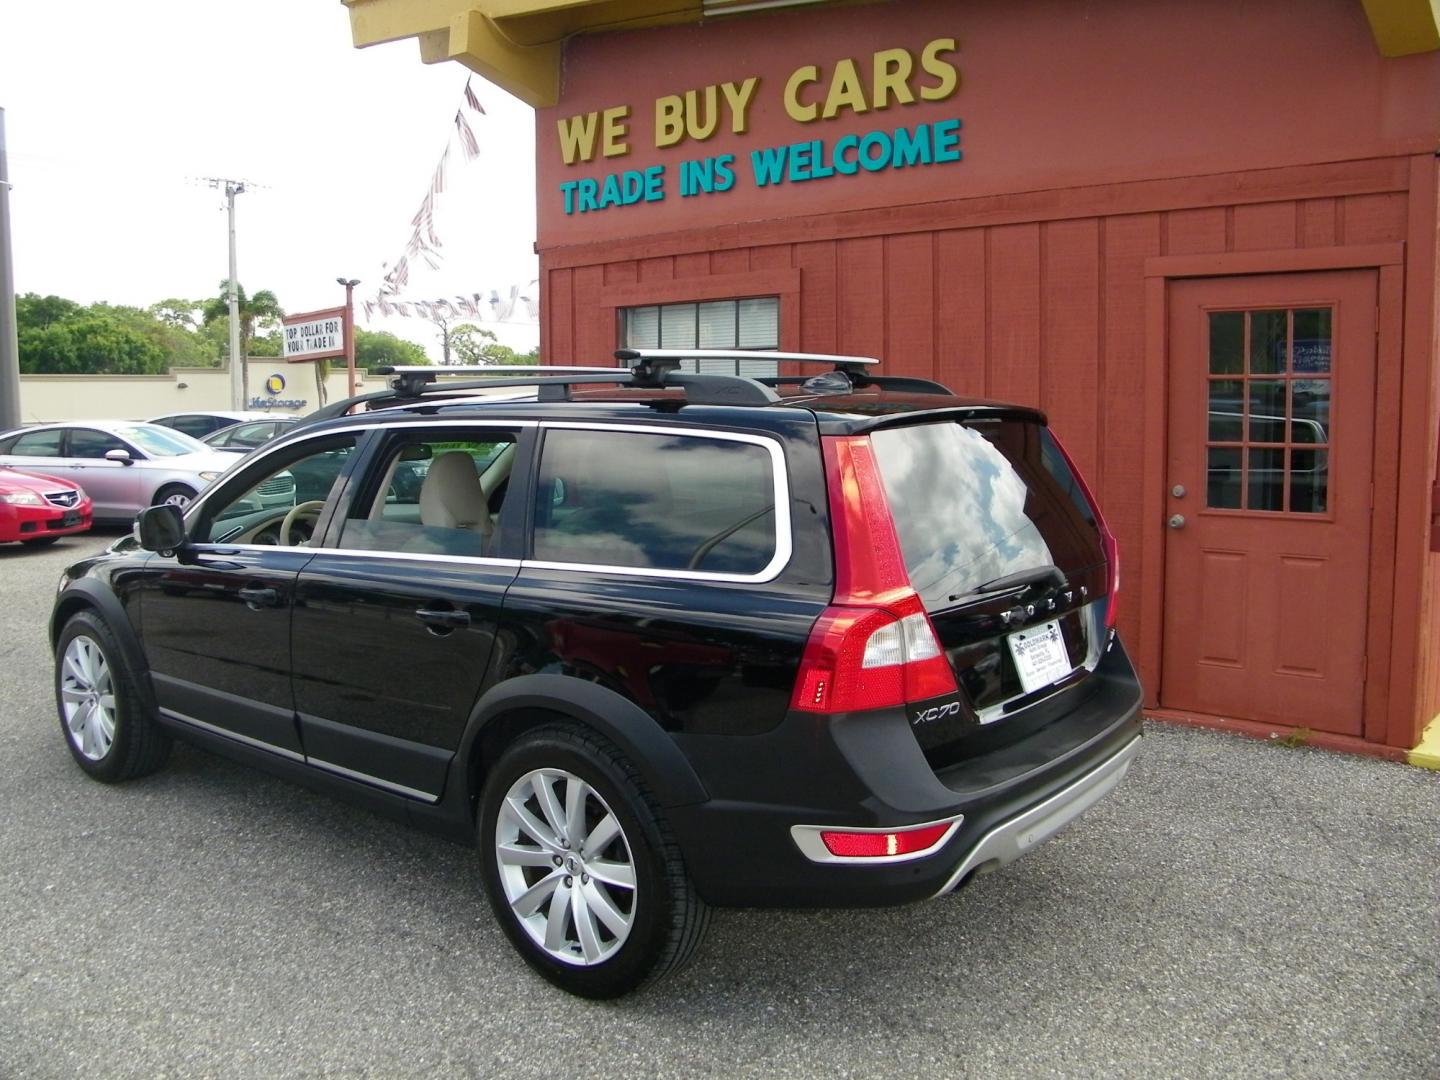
[415,607,471,629]
[238,586,280,607]
[1168,514,1186,530]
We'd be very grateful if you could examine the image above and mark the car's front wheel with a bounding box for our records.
[478,725,709,998]
[153,484,196,511]
[54,611,171,782]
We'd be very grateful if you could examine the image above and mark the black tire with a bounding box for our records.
[21,536,60,547]
[54,611,171,782]
[477,724,709,998]
[152,484,196,510]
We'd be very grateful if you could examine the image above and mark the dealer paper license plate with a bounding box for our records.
[1006,620,1072,696]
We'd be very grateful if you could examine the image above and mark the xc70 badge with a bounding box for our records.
[912,700,962,726]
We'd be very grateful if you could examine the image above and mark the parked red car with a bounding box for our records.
[0,465,93,545]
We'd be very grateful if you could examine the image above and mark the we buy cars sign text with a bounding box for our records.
[282,307,347,363]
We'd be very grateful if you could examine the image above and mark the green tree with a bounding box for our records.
[202,280,284,390]
[147,298,202,331]
[355,328,429,371]
[16,293,82,330]
[19,313,166,375]
[450,324,519,365]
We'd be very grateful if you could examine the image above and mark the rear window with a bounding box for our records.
[869,420,1105,608]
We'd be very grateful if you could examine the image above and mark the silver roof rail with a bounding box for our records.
[615,349,879,368]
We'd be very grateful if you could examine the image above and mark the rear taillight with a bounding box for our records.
[791,436,958,714]
[1050,432,1119,630]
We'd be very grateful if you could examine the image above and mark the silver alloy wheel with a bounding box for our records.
[161,490,192,509]
[495,767,637,966]
[60,636,116,762]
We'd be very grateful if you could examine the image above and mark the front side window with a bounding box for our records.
[69,429,130,460]
[621,297,779,378]
[532,428,778,575]
[195,436,358,545]
[338,431,518,559]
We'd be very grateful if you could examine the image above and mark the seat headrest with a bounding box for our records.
[419,451,489,532]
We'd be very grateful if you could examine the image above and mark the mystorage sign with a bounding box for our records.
[554,37,962,216]
[282,307,347,363]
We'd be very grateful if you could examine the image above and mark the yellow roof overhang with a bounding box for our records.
[342,0,1440,108]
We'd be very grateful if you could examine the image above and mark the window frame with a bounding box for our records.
[526,421,792,584]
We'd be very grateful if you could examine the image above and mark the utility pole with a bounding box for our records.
[205,177,246,409]
[337,277,360,398]
[0,108,21,430]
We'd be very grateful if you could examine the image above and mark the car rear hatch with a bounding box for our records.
[865,415,1117,766]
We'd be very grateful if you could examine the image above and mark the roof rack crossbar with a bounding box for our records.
[615,347,879,375]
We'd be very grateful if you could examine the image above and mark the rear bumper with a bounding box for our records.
[667,637,1143,907]
[928,731,1139,897]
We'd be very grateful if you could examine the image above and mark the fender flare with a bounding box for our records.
[50,581,160,718]
[458,674,709,809]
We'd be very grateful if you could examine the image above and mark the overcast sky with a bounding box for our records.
[0,0,539,357]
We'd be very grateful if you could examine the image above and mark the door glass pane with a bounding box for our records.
[1247,381,1286,442]
[1207,447,1243,509]
[1291,309,1332,373]
[1249,310,1287,375]
[1208,380,1243,441]
[1247,448,1285,511]
[1208,312,1244,374]
[1290,382,1329,442]
[1199,304,1335,516]
[1290,449,1328,514]
[69,429,127,459]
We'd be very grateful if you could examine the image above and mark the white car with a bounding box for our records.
[0,421,293,523]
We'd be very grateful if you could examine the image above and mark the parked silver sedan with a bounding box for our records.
[0,421,293,523]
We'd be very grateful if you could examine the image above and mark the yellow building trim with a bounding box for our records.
[1408,715,1440,770]
[1361,0,1440,56]
[343,1,1440,106]
[344,0,709,105]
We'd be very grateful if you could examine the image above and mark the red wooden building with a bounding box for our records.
[347,0,1440,760]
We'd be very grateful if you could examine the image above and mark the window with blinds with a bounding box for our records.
[621,298,780,377]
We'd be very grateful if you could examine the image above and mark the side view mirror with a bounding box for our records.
[136,504,186,553]
[105,448,133,465]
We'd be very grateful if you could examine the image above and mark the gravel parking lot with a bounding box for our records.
[2,529,1437,1079]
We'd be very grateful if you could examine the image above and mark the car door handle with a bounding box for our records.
[238,586,280,607]
[415,607,471,629]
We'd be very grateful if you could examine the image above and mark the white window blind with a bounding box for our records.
[621,297,780,377]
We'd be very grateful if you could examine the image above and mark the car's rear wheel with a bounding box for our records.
[55,611,171,782]
[153,484,196,511]
[478,725,708,998]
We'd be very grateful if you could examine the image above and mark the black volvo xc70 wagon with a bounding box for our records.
[50,350,1142,997]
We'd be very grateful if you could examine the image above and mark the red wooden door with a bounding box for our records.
[1161,272,1377,735]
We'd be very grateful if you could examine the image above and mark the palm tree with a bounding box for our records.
[202,280,284,395]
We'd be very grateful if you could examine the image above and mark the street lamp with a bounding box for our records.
[336,277,360,399]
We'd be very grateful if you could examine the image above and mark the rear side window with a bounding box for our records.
[870,420,1105,608]
[532,428,778,575]
[10,429,63,456]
